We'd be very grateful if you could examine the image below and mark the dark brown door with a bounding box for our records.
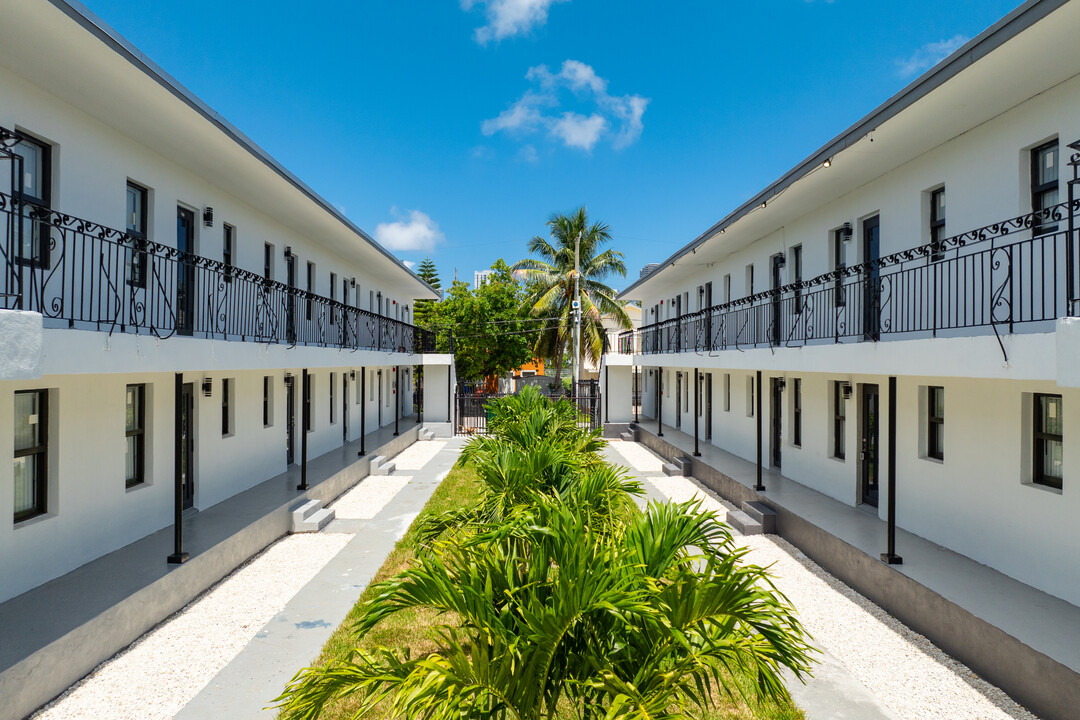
[675,372,682,429]
[343,375,349,443]
[285,376,295,465]
[863,216,881,341]
[861,384,880,507]
[705,373,713,441]
[176,208,195,336]
[180,382,195,509]
[771,378,783,469]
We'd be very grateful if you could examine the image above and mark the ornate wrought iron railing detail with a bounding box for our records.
[0,188,435,354]
[616,201,1080,356]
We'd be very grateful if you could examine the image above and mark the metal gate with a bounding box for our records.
[455,381,602,436]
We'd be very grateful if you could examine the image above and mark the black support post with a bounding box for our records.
[604,365,609,425]
[755,370,765,491]
[417,366,423,424]
[693,370,700,456]
[167,372,189,565]
[881,376,903,564]
[358,366,366,456]
[394,366,400,436]
[298,369,309,491]
[657,367,664,437]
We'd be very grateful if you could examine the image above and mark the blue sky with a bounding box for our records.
[80,0,1023,292]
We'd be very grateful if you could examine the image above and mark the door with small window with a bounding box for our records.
[176,207,196,337]
[862,216,881,341]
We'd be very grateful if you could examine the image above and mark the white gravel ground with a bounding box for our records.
[608,440,666,473]
[615,441,1038,720]
[391,440,447,470]
[31,440,445,720]
[330,476,412,519]
[32,532,353,720]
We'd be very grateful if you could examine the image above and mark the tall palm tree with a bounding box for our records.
[513,207,631,390]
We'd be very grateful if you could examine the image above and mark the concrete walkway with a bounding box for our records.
[174,437,466,719]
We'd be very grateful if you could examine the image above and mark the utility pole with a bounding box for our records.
[572,231,581,395]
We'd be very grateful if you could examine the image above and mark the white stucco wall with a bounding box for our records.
[0,311,43,381]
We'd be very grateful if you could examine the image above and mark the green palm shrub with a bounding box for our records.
[274,391,814,719]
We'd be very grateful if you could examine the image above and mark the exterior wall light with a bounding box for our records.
[202,377,213,397]
[841,382,853,400]
[284,246,293,258]
[203,207,214,227]
[823,158,832,168]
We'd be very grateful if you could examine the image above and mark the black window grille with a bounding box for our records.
[1033,393,1063,489]
[930,188,946,262]
[14,389,48,521]
[927,386,944,461]
[1031,141,1059,235]
[833,382,846,459]
[125,384,145,487]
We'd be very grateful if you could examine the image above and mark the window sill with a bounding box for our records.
[1021,481,1063,495]
[919,455,944,465]
[830,455,846,464]
[222,432,235,439]
[14,512,54,530]
[126,480,151,494]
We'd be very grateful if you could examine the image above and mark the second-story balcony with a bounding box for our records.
[0,143,434,357]
[619,196,1080,360]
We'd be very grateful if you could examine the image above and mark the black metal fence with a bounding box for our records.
[0,129,434,354]
[620,198,1080,359]
[455,381,602,436]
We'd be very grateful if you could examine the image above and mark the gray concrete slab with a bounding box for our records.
[175,438,465,720]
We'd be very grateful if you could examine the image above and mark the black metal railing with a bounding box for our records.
[0,134,434,354]
[454,381,601,435]
[618,199,1080,359]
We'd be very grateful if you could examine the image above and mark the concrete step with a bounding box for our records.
[673,456,693,475]
[290,500,336,533]
[619,431,634,442]
[662,462,683,477]
[420,428,435,441]
[295,507,336,533]
[742,501,777,534]
[369,456,395,475]
[726,508,763,536]
[291,499,321,523]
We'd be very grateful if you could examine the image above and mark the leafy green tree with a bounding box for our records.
[428,260,535,381]
[513,207,632,389]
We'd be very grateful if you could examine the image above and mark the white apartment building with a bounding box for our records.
[605,5,1080,715]
[0,0,453,612]
[615,0,1080,609]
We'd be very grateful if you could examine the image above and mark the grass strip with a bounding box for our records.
[296,463,804,720]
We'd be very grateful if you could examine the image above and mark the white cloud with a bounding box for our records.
[403,260,416,269]
[461,0,569,44]
[896,35,969,78]
[549,112,607,151]
[517,144,539,163]
[374,209,446,252]
[480,91,548,135]
[482,60,649,153]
